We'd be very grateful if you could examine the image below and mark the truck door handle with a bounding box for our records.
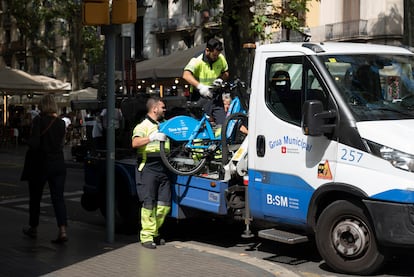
[256,135,265,157]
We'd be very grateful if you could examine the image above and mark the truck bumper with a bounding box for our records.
[364,199,414,247]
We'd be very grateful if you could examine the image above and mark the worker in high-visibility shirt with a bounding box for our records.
[131,96,171,249]
[183,38,229,125]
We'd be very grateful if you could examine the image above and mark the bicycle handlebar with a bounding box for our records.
[210,79,245,97]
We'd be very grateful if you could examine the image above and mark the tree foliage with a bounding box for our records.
[220,0,313,81]
[7,0,313,88]
[8,0,103,89]
[190,0,313,81]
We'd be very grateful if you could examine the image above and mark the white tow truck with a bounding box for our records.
[82,42,414,275]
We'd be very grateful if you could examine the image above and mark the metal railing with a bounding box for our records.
[151,16,196,33]
[325,20,368,40]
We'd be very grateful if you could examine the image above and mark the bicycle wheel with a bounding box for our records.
[160,140,208,175]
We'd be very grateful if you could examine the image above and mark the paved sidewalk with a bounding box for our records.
[1,206,299,277]
[0,145,299,277]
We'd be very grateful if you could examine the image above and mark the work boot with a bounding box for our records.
[141,241,156,249]
[154,236,166,245]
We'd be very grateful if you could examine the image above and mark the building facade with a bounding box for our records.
[306,0,404,45]
[0,0,407,87]
[0,0,70,80]
[135,0,220,60]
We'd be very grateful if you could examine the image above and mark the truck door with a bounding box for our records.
[248,54,338,225]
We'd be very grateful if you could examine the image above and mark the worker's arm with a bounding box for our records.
[132,132,166,149]
[131,136,150,149]
[183,70,200,87]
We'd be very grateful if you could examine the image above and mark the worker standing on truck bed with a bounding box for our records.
[131,96,171,249]
[182,38,229,125]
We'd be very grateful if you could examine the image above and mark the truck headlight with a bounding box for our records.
[380,146,414,172]
[366,141,414,172]
[368,140,414,172]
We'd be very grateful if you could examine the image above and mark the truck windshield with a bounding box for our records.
[321,54,414,121]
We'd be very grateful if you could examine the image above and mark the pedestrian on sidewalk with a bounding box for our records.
[21,94,68,244]
[92,112,104,153]
[131,96,171,249]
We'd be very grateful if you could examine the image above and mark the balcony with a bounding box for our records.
[325,20,368,41]
[151,16,197,34]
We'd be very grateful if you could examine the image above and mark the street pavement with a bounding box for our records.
[0,144,299,277]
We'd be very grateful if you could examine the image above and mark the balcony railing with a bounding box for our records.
[325,20,368,40]
[151,16,196,33]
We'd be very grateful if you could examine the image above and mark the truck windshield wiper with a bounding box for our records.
[369,106,414,117]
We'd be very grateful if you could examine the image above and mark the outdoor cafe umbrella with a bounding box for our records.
[135,44,206,80]
[0,66,71,94]
[0,66,71,126]
[68,87,97,101]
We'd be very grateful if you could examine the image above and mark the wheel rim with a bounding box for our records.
[167,144,205,170]
[160,140,208,175]
[332,218,370,258]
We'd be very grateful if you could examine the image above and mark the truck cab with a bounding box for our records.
[248,42,414,274]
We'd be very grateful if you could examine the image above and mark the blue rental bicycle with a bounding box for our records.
[159,80,248,175]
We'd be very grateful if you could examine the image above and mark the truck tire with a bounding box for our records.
[99,184,141,234]
[99,198,141,234]
[160,140,207,175]
[315,200,385,275]
[116,194,141,234]
[117,175,141,234]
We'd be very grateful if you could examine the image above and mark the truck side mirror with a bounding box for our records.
[302,100,336,136]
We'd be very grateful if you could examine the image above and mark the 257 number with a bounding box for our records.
[340,148,363,162]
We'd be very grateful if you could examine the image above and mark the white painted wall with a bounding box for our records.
[310,0,403,43]
[319,0,343,24]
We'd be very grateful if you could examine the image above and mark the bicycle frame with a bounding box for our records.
[159,113,217,147]
[159,96,245,150]
[159,80,245,156]
[158,81,248,175]
[224,96,244,139]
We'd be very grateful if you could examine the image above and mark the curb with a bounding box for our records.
[171,241,301,277]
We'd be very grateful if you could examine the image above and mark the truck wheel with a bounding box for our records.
[116,194,141,234]
[160,140,207,175]
[315,200,385,275]
[115,179,141,234]
[99,187,141,234]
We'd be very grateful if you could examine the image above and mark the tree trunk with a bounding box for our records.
[222,0,254,83]
[403,0,414,47]
[70,19,83,91]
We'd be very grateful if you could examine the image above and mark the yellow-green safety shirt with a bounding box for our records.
[132,116,169,171]
[184,52,228,89]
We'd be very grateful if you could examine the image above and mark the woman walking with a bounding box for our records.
[21,94,68,243]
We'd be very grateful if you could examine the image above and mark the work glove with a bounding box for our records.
[212,78,224,87]
[197,83,213,98]
[149,132,167,142]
